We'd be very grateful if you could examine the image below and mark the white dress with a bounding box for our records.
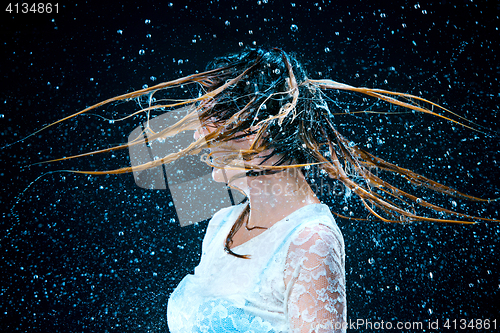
[167,203,346,333]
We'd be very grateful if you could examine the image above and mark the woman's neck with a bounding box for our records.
[233,168,321,229]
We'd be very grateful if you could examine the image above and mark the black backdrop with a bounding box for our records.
[1,1,499,332]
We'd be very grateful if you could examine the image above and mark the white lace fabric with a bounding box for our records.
[167,203,346,333]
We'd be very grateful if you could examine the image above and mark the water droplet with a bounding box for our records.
[368,258,375,264]
[225,20,230,26]
[117,29,123,35]
[324,47,331,53]
[428,308,432,315]
[416,198,422,203]
[168,3,173,7]
[177,59,183,65]
[145,19,151,24]
[146,34,151,38]
[150,76,157,81]
[139,49,145,55]
[290,24,298,32]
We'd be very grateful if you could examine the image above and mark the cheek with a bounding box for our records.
[230,141,251,151]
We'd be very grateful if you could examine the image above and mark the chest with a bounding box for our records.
[229,224,269,248]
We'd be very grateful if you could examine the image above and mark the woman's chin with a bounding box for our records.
[212,168,248,190]
[211,168,240,183]
[211,168,225,183]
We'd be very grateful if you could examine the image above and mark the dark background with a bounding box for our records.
[1,1,499,332]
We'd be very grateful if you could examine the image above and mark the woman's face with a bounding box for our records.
[194,123,272,186]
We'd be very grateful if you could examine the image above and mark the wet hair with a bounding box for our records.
[202,49,310,165]
[201,48,313,170]
[30,47,498,258]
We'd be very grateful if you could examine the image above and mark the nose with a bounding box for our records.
[194,122,217,140]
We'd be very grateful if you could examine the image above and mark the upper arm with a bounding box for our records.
[284,223,346,333]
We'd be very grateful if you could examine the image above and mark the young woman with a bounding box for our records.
[167,95,346,331]
[32,48,497,332]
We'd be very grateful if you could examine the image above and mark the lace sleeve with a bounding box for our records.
[284,224,346,333]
